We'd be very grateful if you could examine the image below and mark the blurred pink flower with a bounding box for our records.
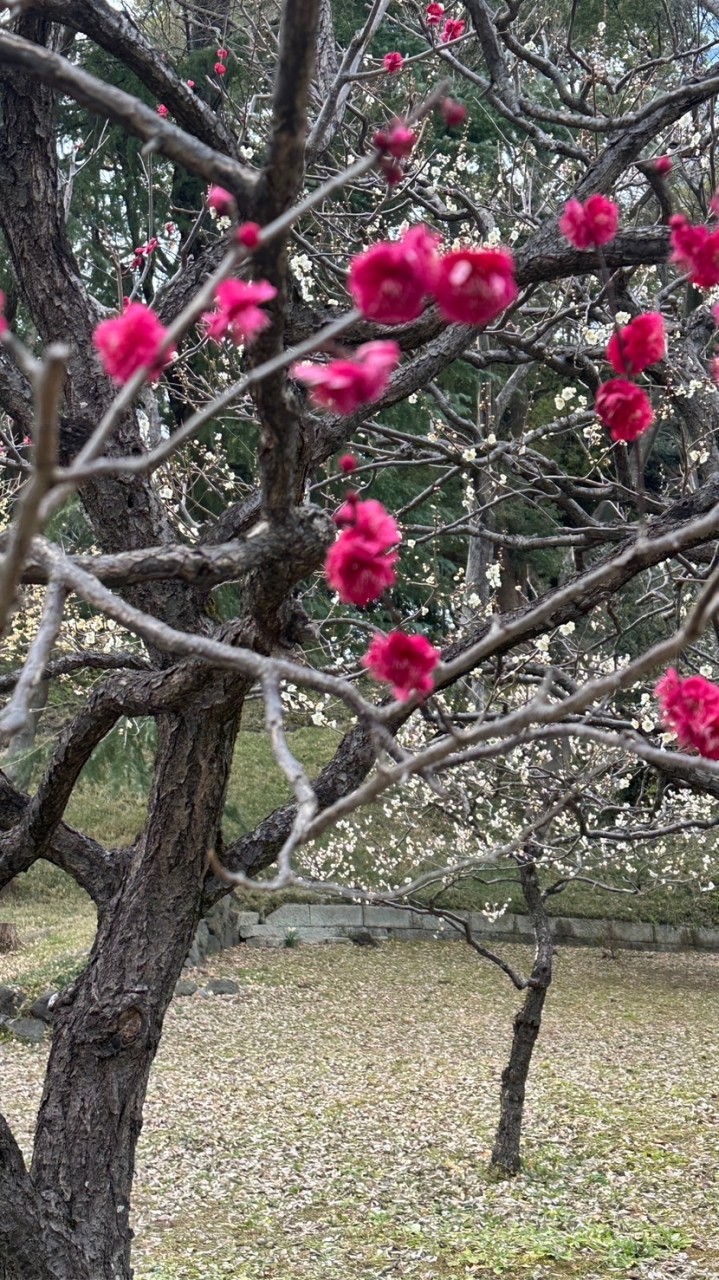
[202,279,277,345]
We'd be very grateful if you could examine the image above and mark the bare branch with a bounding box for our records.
[28,0,244,163]
[0,31,258,201]
[0,343,67,631]
[0,578,66,739]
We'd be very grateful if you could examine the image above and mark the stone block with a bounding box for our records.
[205,898,241,948]
[206,918,236,948]
[468,912,521,938]
[363,906,414,930]
[693,927,719,951]
[652,924,684,950]
[194,919,210,947]
[309,904,363,927]
[551,917,608,945]
[348,929,380,947]
[7,1017,47,1045]
[28,991,59,1024]
[264,904,312,926]
[206,978,240,995]
[415,913,459,931]
[0,986,23,1019]
[614,921,654,948]
[291,927,347,944]
[174,979,198,997]
[245,934,285,948]
[185,919,211,967]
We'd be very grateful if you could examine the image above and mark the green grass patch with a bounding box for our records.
[13,715,719,927]
[60,724,342,849]
[0,878,95,998]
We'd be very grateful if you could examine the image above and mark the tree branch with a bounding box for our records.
[0,30,258,201]
[209,473,719,897]
[19,508,337,590]
[0,769,125,907]
[0,651,151,694]
[27,0,244,163]
[0,1114,46,1277]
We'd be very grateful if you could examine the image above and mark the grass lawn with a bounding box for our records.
[1,896,719,1279]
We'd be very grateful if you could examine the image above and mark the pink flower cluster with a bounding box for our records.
[559,197,663,443]
[130,236,159,272]
[215,47,229,77]
[606,312,665,377]
[237,222,261,249]
[363,631,440,700]
[424,4,464,42]
[441,98,468,128]
[349,225,440,324]
[208,185,234,216]
[93,302,175,384]
[441,17,465,41]
[595,313,665,442]
[655,669,719,760]
[383,52,404,73]
[0,291,7,337]
[372,100,468,182]
[324,491,439,699]
[373,121,417,186]
[348,224,517,328]
[669,214,719,288]
[325,495,400,606]
[203,278,277,345]
[292,341,400,415]
[559,195,619,250]
[206,189,262,250]
[594,378,654,443]
[373,122,417,160]
[435,248,517,325]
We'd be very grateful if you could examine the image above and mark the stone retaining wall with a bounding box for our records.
[186,896,719,965]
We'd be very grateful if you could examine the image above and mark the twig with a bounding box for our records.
[261,674,318,878]
[0,344,68,633]
[0,579,66,740]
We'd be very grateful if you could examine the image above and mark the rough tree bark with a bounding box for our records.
[23,692,246,1280]
[490,856,553,1176]
[0,3,321,1275]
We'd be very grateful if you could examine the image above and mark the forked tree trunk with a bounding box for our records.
[1,691,245,1280]
[490,857,553,1176]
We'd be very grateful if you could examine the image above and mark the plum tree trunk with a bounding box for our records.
[0,690,245,1280]
[490,857,553,1176]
